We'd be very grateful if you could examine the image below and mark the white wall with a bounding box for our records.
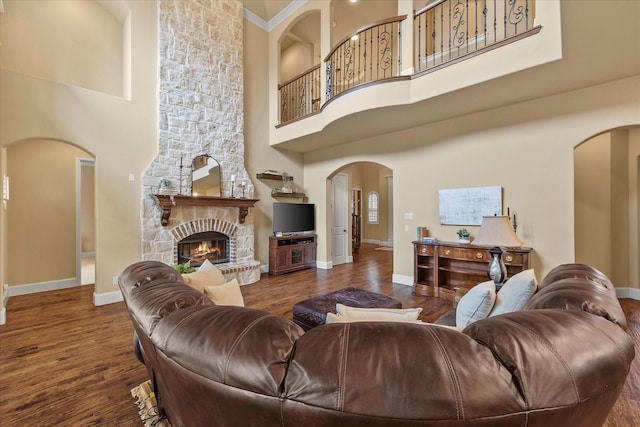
[302,76,640,286]
[0,0,158,311]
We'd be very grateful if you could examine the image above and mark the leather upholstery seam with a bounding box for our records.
[223,314,272,384]
[426,327,464,419]
[512,319,581,405]
[336,324,350,411]
[154,306,203,350]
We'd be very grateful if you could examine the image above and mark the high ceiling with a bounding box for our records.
[241,0,292,22]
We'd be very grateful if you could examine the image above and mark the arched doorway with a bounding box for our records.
[574,126,640,288]
[330,161,393,265]
[4,139,95,300]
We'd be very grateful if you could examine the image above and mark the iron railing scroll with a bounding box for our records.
[278,65,321,125]
[325,15,407,103]
[414,0,535,74]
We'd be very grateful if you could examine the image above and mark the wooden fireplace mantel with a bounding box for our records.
[153,194,259,226]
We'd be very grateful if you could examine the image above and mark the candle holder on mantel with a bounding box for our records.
[239,181,246,198]
[230,175,236,198]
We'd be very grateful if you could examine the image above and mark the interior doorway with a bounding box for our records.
[574,126,639,288]
[351,188,362,254]
[77,158,95,286]
[5,139,94,301]
[330,162,394,265]
[331,173,349,266]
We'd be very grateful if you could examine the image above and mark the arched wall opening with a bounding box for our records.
[574,125,640,288]
[4,138,95,297]
[279,11,321,84]
[327,161,393,265]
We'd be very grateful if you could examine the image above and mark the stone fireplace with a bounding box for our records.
[140,0,260,285]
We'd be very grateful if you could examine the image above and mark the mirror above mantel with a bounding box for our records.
[192,154,221,197]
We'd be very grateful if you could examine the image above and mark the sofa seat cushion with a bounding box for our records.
[456,280,497,328]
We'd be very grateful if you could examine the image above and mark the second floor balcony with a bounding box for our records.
[270,0,559,152]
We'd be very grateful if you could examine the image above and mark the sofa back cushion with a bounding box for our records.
[152,304,303,396]
[524,277,627,329]
[285,322,527,420]
[464,309,634,421]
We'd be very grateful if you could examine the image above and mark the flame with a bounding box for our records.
[192,242,222,262]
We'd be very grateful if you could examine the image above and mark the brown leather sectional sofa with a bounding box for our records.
[119,261,634,427]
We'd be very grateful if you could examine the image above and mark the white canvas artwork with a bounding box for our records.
[439,186,502,225]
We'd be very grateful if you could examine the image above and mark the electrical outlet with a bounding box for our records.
[112,276,118,285]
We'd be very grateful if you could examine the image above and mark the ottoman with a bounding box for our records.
[292,287,402,331]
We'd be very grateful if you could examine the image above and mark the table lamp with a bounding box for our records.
[472,215,523,289]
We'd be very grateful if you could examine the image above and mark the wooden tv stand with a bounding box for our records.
[269,235,316,275]
[413,241,532,299]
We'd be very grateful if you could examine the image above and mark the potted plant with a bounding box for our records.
[456,228,470,244]
[158,178,175,195]
[172,260,195,274]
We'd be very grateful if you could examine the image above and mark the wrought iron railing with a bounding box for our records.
[325,15,407,103]
[414,0,535,74]
[278,65,321,124]
[277,3,539,125]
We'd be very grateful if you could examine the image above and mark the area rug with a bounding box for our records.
[374,246,393,252]
[131,380,172,427]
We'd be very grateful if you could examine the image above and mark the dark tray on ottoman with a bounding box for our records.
[292,287,402,331]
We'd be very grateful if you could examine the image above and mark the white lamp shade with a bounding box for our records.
[472,216,523,247]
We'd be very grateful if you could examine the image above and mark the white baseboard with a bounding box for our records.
[3,283,8,308]
[93,289,123,306]
[316,260,332,270]
[616,287,640,300]
[361,239,392,247]
[5,278,78,298]
[392,274,413,286]
[0,307,5,325]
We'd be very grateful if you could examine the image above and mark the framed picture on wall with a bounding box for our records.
[438,186,502,226]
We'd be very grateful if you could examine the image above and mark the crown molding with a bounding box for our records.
[244,0,308,32]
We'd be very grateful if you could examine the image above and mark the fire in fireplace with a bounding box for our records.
[177,231,229,266]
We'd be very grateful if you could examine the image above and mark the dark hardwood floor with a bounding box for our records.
[0,244,638,426]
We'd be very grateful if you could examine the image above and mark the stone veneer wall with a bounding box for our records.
[142,0,259,284]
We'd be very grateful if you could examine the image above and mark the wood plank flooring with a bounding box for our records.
[0,244,638,426]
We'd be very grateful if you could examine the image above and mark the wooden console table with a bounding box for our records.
[413,241,532,299]
[153,194,259,226]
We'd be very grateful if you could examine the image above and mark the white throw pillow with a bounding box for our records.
[204,278,245,307]
[456,280,497,328]
[181,260,227,292]
[325,312,349,323]
[489,269,537,317]
[325,311,422,324]
[335,303,422,322]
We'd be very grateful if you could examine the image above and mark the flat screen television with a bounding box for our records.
[273,203,315,235]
